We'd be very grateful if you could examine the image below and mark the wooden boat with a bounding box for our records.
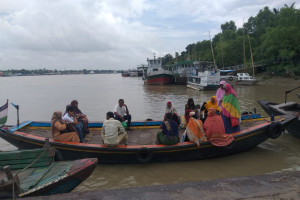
[0,146,97,199]
[257,100,300,138]
[0,115,296,164]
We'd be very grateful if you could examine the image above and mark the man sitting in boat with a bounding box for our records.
[101,111,128,146]
[164,100,180,125]
[114,99,132,131]
[157,113,179,145]
[51,111,80,143]
[62,105,85,143]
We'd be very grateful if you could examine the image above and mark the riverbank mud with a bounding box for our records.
[21,170,300,200]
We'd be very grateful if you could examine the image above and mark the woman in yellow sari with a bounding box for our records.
[201,96,220,122]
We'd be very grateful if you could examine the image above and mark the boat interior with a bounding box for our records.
[18,116,283,146]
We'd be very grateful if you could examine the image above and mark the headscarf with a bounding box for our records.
[222,84,240,119]
[165,100,177,115]
[224,83,237,97]
[204,96,220,112]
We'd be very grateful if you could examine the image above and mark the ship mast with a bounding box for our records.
[209,32,218,71]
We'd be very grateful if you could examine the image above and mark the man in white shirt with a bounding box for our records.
[62,105,84,143]
[101,111,128,146]
[113,99,132,130]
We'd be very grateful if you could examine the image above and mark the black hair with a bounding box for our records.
[66,105,75,112]
[107,111,114,118]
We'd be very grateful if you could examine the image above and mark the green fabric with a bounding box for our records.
[157,132,179,145]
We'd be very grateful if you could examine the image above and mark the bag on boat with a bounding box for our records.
[122,121,127,128]
[60,123,77,134]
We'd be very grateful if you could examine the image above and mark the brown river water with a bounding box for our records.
[0,74,300,192]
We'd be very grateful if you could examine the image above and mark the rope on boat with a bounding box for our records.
[11,139,51,200]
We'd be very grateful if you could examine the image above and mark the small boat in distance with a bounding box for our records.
[144,54,173,85]
[0,146,97,199]
[236,73,256,85]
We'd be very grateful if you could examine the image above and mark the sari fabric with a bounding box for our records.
[204,96,221,112]
[186,117,207,146]
[165,102,180,125]
[221,84,241,134]
[204,109,234,146]
[157,119,179,145]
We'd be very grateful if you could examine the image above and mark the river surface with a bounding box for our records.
[1,74,300,192]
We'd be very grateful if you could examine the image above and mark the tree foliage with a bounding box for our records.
[164,3,300,75]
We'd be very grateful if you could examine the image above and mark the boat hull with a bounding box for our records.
[236,80,256,85]
[0,116,296,164]
[187,82,219,90]
[144,74,173,85]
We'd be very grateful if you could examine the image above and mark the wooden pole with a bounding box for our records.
[248,34,255,77]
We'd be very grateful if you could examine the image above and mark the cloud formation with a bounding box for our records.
[0,0,298,70]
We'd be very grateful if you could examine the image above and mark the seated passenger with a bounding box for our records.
[164,100,180,125]
[201,96,221,122]
[62,105,84,143]
[71,100,89,135]
[184,98,197,124]
[101,111,128,146]
[51,111,80,143]
[204,108,234,146]
[185,112,207,146]
[114,99,132,131]
[157,113,179,145]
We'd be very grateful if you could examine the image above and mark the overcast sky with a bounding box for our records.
[0,0,298,70]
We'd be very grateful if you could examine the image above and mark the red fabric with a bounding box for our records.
[204,109,234,146]
[230,117,239,127]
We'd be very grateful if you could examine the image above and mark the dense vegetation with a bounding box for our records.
[162,4,300,76]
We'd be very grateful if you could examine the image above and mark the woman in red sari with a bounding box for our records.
[204,108,234,146]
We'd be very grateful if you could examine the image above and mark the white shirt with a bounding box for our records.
[101,118,125,145]
[114,104,127,117]
[62,113,74,122]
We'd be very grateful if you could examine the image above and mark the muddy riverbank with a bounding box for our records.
[22,170,300,200]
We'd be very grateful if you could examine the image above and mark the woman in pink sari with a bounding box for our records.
[216,81,227,109]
